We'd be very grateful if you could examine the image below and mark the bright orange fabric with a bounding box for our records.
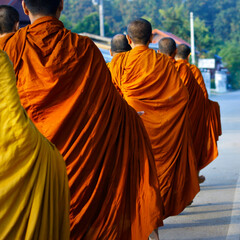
[0,17,164,240]
[174,59,207,171]
[189,64,222,169]
[190,65,209,99]
[108,46,200,218]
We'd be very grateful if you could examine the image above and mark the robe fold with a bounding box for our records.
[0,17,164,240]
[108,46,200,218]
[0,50,70,240]
[189,64,222,169]
[174,59,207,171]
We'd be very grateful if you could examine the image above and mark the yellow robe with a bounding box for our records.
[0,50,70,240]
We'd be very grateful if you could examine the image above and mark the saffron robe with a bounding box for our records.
[108,46,200,218]
[0,17,163,240]
[0,50,70,239]
[174,59,207,171]
[189,64,222,169]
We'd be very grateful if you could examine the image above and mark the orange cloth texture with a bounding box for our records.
[174,59,207,171]
[0,17,164,240]
[108,46,200,218]
[0,50,70,240]
[189,64,222,169]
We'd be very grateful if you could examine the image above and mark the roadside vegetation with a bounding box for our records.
[61,0,240,89]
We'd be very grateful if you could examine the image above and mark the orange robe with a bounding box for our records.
[108,46,200,218]
[189,64,222,169]
[0,17,164,240]
[174,59,207,171]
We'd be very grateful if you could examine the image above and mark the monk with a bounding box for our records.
[0,50,70,239]
[0,5,19,37]
[108,18,200,219]
[107,34,132,98]
[0,1,164,239]
[175,44,222,169]
[188,54,222,168]
[158,38,207,183]
[110,34,132,57]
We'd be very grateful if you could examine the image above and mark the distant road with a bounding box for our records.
[158,90,240,240]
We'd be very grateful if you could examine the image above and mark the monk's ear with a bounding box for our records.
[149,34,153,44]
[22,1,29,16]
[173,49,177,57]
[126,35,132,45]
[109,49,113,57]
[56,0,64,18]
[157,50,160,54]
[58,0,64,12]
[13,22,19,32]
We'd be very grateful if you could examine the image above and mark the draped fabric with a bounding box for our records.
[0,50,70,240]
[190,65,209,99]
[108,46,200,218]
[174,59,207,171]
[0,17,163,240]
[189,64,222,169]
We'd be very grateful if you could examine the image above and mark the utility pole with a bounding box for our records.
[99,0,105,37]
[190,12,195,64]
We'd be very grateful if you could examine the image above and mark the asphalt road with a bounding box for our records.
[157,90,240,240]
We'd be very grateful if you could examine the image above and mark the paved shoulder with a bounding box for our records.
[158,90,240,240]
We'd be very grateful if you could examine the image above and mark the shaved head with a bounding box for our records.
[158,38,176,57]
[0,5,19,34]
[24,0,61,15]
[111,34,131,54]
[127,18,152,45]
[176,44,191,60]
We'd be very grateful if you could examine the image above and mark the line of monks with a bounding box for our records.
[0,2,221,240]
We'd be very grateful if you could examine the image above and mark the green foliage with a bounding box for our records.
[219,41,240,89]
[194,17,214,50]
[185,0,216,33]
[71,12,112,37]
[60,0,239,87]
[159,4,189,39]
[60,14,73,29]
[72,12,100,34]
[62,0,96,24]
[158,4,214,50]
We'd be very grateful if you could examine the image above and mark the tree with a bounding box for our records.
[159,4,189,40]
[60,14,73,29]
[194,17,214,51]
[72,12,112,37]
[72,12,100,34]
[213,0,240,43]
[219,41,240,89]
[185,0,217,33]
[62,0,96,24]
[59,0,240,87]
[158,4,214,51]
